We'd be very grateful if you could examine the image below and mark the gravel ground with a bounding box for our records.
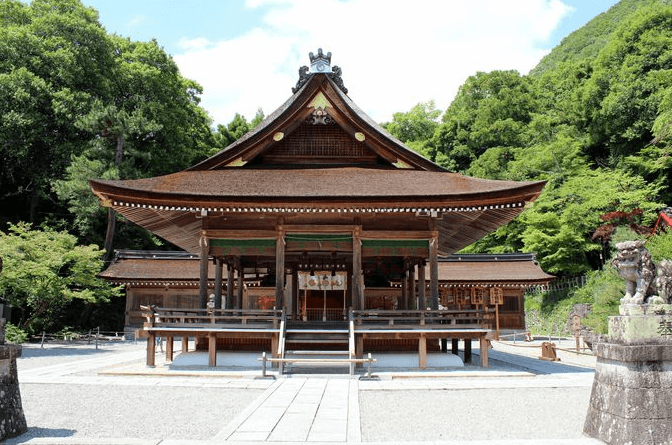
[359,386,592,442]
[18,384,263,440]
[8,339,598,443]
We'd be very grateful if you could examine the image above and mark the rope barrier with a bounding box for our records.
[493,339,595,356]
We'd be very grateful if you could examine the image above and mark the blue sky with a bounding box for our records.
[80,0,620,127]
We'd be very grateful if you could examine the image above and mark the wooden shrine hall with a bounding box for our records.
[90,49,546,371]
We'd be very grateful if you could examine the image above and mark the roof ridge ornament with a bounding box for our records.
[292,48,348,95]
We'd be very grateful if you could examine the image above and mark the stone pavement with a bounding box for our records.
[7,339,605,445]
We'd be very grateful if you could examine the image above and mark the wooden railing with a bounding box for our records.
[303,308,347,322]
[140,306,283,329]
[352,309,485,328]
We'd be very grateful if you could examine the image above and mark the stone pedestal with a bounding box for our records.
[584,304,672,445]
[0,343,28,440]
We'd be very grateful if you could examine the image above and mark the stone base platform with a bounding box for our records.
[0,343,27,441]
[584,341,672,445]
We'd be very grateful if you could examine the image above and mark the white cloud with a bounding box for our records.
[177,37,214,51]
[173,0,572,127]
[126,14,146,29]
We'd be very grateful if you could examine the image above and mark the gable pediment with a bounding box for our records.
[188,53,445,172]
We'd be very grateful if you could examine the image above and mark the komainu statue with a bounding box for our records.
[613,240,672,304]
[656,259,672,303]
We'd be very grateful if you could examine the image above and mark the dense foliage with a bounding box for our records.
[0,222,122,333]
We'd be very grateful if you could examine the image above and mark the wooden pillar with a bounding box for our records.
[198,235,209,309]
[480,337,489,368]
[165,336,174,362]
[418,262,426,310]
[452,338,459,355]
[291,268,299,321]
[236,259,243,310]
[208,332,217,367]
[418,334,427,369]
[429,230,439,310]
[275,220,285,311]
[408,262,415,309]
[182,335,189,353]
[464,338,472,364]
[226,258,234,309]
[146,332,155,367]
[353,226,363,311]
[401,273,408,310]
[214,257,223,310]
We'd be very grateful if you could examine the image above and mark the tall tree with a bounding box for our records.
[0,0,114,223]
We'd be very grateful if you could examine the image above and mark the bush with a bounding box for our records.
[4,323,28,344]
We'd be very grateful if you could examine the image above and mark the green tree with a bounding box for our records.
[433,70,536,171]
[0,222,121,333]
[52,33,214,251]
[0,0,115,222]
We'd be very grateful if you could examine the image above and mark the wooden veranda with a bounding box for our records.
[141,307,492,370]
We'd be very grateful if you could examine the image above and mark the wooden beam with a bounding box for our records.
[182,335,189,353]
[361,230,433,240]
[199,236,209,308]
[275,219,285,310]
[285,225,355,234]
[203,229,277,239]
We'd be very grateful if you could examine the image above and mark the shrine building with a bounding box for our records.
[90,49,547,370]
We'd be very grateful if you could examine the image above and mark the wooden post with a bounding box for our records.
[291,268,299,321]
[147,332,155,367]
[401,273,408,310]
[479,336,489,368]
[182,335,189,353]
[418,262,426,310]
[208,333,217,367]
[464,339,472,364]
[408,262,415,309]
[198,235,209,309]
[275,220,285,310]
[418,334,427,369]
[452,338,459,355]
[214,257,223,309]
[165,336,174,362]
[353,226,363,311]
[429,230,439,310]
[226,258,234,309]
[235,258,243,310]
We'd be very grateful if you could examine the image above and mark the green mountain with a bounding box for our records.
[530,0,667,76]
